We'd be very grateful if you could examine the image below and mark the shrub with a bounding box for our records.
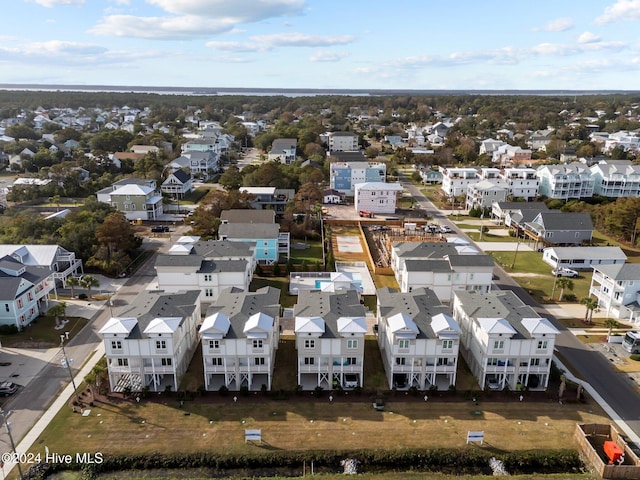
[239,385,249,397]
[272,263,281,276]
[563,293,577,302]
[218,385,229,397]
[0,324,18,335]
[313,385,324,396]
[630,354,640,361]
[78,293,88,300]
[164,385,172,394]
[408,386,419,396]
[255,264,263,276]
[260,384,268,395]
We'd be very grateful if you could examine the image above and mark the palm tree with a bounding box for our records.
[48,302,67,328]
[604,318,619,338]
[556,277,574,301]
[79,275,100,300]
[580,296,600,325]
[66,276,80,299]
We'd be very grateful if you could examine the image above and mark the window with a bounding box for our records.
[493,340,504,350]
[156,340,166,350]
[442,340,453,349]
[395,357,406,365]
[254,357,265,365]
[204,274,212,282]
[537,340,548,350]
[304,339,315,349]
[487,357,499,366]
[117,358,128,367]
[17,299,23,309]
[211,358,222,366]
[304,357,315,365]
[347,339,358,349]
[530,358,541,366]
[253,339,263,349]
[209,340,219,350]
[205,288,214,297]
[161,358,172,366]
[4,304,8,312]
[398,339,409,349]
[346,357,357,365]
[437,357,452,366]
[111,340,122,350]
[27,292,33,301]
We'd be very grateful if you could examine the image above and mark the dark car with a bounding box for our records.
[0,382,18,396]
[151,225,169,233]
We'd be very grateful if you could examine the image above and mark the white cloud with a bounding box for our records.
[205,41,261,53]
[578,31,601,44]
[91,0,307,39]
[532,17,573,32]
[251,32,355,47]
[309,50,347,62]
[596,0,640,24]
[28,0,84,6]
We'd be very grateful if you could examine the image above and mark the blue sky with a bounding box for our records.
[1,0,639,90]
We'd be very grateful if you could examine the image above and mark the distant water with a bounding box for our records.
[0,84,638,97]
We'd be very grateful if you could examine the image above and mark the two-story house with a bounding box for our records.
[0,244,83,288]
[99,290,202,392]
[465,179,509,211]
[239,187,295,215]
[453,290,559,391]
[155,239,255,305]
[492,144,532,167]
[524,211,593,247]
[168,151,221,179]
[354,182,403,214]
[219,210,290,264]
[376,287,461,391]
[200,286,281,391]
[161,169,193,199]
[590,263,640,325]
[267,138,297,164]
[294,290,367,390]
[96,178,163,220]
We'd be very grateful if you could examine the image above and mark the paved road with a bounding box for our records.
[0,236,168,454]
[398,170,640,444]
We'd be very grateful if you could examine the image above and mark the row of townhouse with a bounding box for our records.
[442,160,640,207]
[99,287,558,394]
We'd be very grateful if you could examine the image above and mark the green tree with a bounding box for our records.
[556,277,574,301]
[580,296,599,325]
[604,318,619,338]
[79,275,100,300]
[219,166,243,190]
[87,212,138,275]
[66,276,80,299]
[47,302,67,328]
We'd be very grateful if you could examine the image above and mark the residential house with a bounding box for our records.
[96,178,163,220]
[479,138,507,156]
[155,239,255,305]
[465,179,508,211]
[239,186,295,215]
[327,131,359,152]
[219,209,290,264]
[418,167,443,185]
[168,151,220,179]
[524,211,593,246]
[294,290,367,390]
[453,290,559,391]
[0,256,56,329]
[492,144,532,167]
[0,244,83,287]
[602,131,640,153]
[491,201,548,226]
[376,287,461,390]
[535,163,594,200]
[322,188,345,204]
[200,286,281,391]
[499,167,539,201]
[161,169,193,199]
[99,290,201,392]
[354,182,403,214]
[542,246,627,270]
[590,264,640,325]
[528,129,554,151]
[441,167,479,198]
[329,160,387,195]
[391,242,492,302]
[590,160,640,198]
[267,138,297,164]
[130,145,159,155]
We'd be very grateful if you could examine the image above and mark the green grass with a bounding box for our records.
[250,276,297,308]
[467,231,518,242]
[289,240,323,264]
[0,316,88,348]
[372,274,399,290]
[167,187,211,205]
[490,251,592,303]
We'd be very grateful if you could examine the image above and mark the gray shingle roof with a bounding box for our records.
[294,290,366,339]
[220,209,275,224]
[594,263,640,281]
[537,212,593,231]
[219,223,280,239]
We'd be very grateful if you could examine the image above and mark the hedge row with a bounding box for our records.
[25,448,583,479]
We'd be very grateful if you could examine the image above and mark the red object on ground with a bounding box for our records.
[604,440,623,464]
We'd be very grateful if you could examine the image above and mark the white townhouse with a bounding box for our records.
[441,167,479,198]
[465,179,509,211]
[354,182,404,214]
[590,160,640,198]
[499,167,539,201]
[154,239,255,306]
[294,290,367,390]
[99,290,202,392]
[376,287,461,391]
[200,286,281,391]
[602,131,640,153]
[535,163,594,200]
[453,290,559,391]
[326,131,359,152]
[590,264,640,325]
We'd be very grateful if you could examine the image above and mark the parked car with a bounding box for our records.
[552,267,579,278]
[439,225,453,233]
[151,225,169,233]
[0,382,18,396]
[343,374,359,389]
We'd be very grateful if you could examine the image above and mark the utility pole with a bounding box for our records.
[510,234,521,270]
[0,409,24,480]
[60,333,80,406]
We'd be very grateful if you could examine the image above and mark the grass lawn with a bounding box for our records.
[28,393,609,459]
[467,231,518,243]
[290,240,323,264]
[490,251,591,303]
[250,276,297,308]
[167,187,210,205]
[0,316,88,348]
[372,274,399,290]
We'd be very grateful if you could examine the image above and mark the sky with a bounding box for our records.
[1,0,640,90]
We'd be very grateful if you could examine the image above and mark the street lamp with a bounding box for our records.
[0,409,24,480]
[60,333,80,406]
